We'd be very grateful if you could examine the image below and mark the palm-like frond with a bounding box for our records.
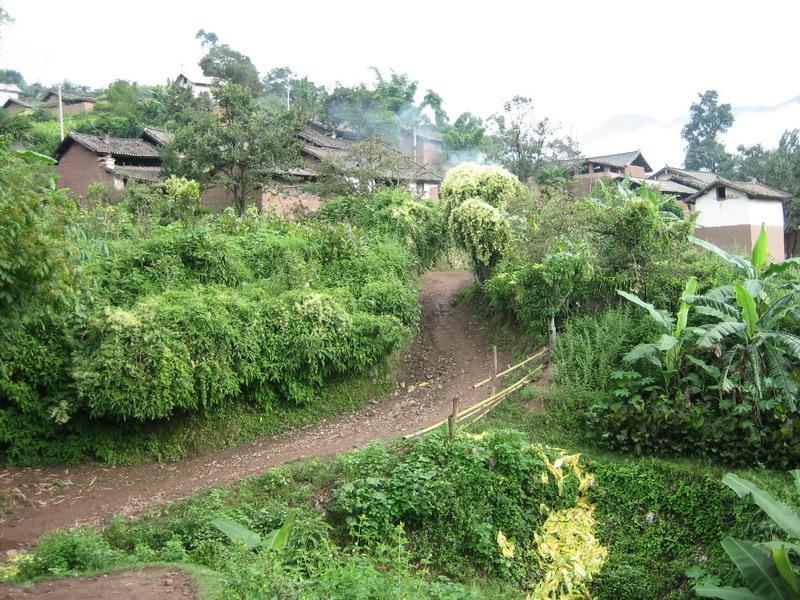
[764,343,798,409]
[690,236,753,277]
[617,290,674,331]
[686,294,740,321]
[624,342,662,368]
[697,321,747,347]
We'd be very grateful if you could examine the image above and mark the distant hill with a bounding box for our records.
[580,95,800,169]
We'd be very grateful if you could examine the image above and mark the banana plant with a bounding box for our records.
[617,277,702,397]
[695,472,800,600]
[212,512,295,551]
[689,284,800,408]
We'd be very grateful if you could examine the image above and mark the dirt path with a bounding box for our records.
[0,567,196,599]
[0,271,510,551]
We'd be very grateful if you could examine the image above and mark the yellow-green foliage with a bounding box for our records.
[529,505,607,599]
[522,453,607,599]
[448,198,511,280]
[441,162,523,214]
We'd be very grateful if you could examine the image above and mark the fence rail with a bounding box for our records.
[404,346,547,440]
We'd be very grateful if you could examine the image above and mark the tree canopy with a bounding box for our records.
[483,96,579,181]
[161,82,302,215]
[197,31,262,96]
[681,90,734,171]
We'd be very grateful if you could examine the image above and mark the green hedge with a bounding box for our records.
[1,215,420,463]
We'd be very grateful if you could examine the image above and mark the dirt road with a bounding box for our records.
[0,271,509,550]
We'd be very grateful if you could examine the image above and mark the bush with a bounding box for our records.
[440,162,524,219]
[589,458,773,599]
[589,386,800,468]
[73,286,409,420]
[357,279,420,329]
[16,527,126,578]
[315,189,446,269]
[553,308,657,392]
[330,431,584,583]
[448,199,510,282]
[1,202,421,462]
[0,139,77,319]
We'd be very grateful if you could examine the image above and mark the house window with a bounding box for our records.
[716,186,727,200]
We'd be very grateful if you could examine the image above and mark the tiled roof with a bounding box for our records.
[725,178,792,199]
[629,176,696,195]
[297,129,354,151]
[141,126,171,146]
[40,90,96,104]
[298,126,442,183]
[654,166,792,200]
[584,149,651,171]
[2,98,33,109]
[57,132,161,160]
[650,166,715,189]
[177,72,213,86]
[111,165,163,182]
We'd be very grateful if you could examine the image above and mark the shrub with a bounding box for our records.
[16,527,126,578]
[449,199,510,282]
[553,308,656,393]
[440,162,524,219]
[589,384,800,468]
[357,279,420,329]
[73,286,410,420]
[2,202,421,462]
[316,189,446,269]
[330,431,585,583]
[0,139,77,319]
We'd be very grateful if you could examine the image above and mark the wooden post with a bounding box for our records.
[491,346,498,396]
[448,396,459,440]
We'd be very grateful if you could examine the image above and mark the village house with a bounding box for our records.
[570,150,695,199]
[40,90,97,114]
[299,122,442,200]
[2,97,33,112]
[399,127,444,172]
[174,72,213,98]
[0,82,21,106]
[568,150,792,259]
[54,122,442,214]
[651,166,791,260]
[54,130,162,196]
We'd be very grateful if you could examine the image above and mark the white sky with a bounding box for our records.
[2,0,798,165]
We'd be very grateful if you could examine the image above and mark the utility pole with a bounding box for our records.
[58,85,65,141]
[285,82,291,111]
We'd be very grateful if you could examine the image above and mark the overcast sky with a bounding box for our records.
[2,0,798,165]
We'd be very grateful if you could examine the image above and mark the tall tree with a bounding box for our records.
[324,83,400,140]
[0,68,23,86]
[162,83,302,215]
[261,66,327,116]
[197,31,262,96]
[442,112,485,160]
[421,89,448,128]
[324,69,433,142]
[731,130,800,256]
[484,96,579,181]
[681,90,734,171]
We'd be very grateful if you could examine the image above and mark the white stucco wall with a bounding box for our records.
[694,186,784,228]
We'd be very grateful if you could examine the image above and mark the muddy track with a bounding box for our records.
[0,271,510,551]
